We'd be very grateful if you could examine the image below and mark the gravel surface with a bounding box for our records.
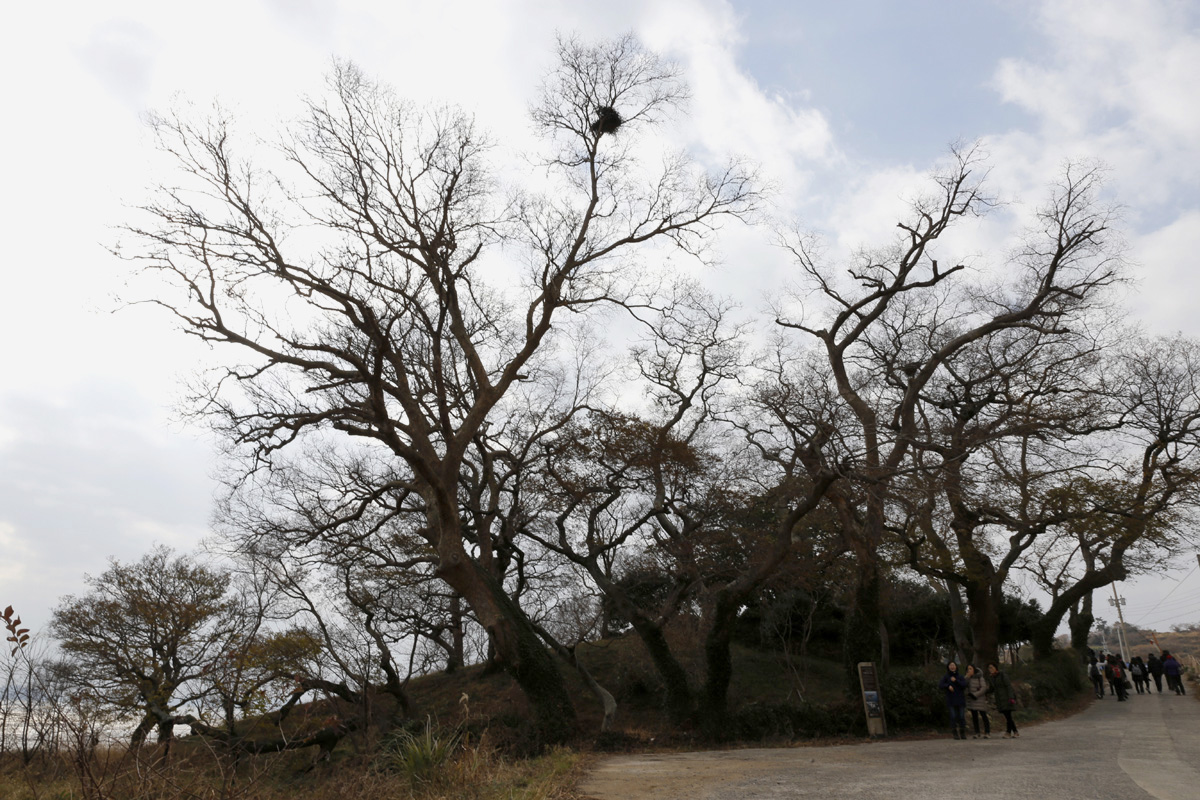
[580,689,1200,800]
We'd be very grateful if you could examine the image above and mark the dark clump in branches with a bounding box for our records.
[590,105,623,135]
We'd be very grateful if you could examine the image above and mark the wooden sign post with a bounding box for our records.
[857,661,888,738]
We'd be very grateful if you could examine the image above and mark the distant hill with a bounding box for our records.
[1088,622,1200,663]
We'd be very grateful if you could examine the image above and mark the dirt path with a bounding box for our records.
[580,689,1200,800]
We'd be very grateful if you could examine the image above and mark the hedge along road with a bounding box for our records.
[580,689,1200,800]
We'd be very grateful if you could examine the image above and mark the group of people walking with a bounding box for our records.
[1088,651,1188,699]
[939,662,1019,740]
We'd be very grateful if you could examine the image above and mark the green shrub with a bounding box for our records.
[792,700,861,737]
[384,716,463,786]
[730,702,797,740]
[1012,649,1086,706]
[879,668,944,730]
[729,700,861,741]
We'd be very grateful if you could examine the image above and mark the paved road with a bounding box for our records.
[580,690,1200,800]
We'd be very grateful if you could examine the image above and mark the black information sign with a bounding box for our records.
[857,662,887,735]
[860,663,879,692]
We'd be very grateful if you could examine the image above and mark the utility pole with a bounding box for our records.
[1109,583,1130,664]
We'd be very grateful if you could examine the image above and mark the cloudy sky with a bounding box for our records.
[2,0,1199,637]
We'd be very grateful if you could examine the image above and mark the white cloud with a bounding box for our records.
[641,0,838,199]
[1127,210,1200,333]
[990,0,1200,210]
[0,522,34,590]
[940,0,1200,338]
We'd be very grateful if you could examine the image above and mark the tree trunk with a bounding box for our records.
[698,593,739,737]
[965,581,1001,667]
[1032,565,1125,659]
[447,593,465,674]
[1068,594,1094,651]
[945,580,972,664]
[438,554,576,744]
[843,561,887,690]
[629,618,694,724]
[130,714,156,748]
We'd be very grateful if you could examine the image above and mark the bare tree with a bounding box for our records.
[120,36,757,741]
[1021,334,1200,656]
[773,153,1123,671]
[527,290,836,732]
[891,319,1113,663]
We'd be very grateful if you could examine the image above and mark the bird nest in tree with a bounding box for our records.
[590,106,623,136]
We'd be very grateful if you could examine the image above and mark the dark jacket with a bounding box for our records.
[991,670,1016,709]
[1148,655,1164,676]
[1163,656,1182,677]
[939,669,968,707]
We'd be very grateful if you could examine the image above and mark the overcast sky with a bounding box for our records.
[2,0,1199,638]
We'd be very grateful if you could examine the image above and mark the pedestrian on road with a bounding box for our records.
[939,661,969,740]
[1147,652,1164,693]
[987,662,1019,738]
[1105,656,1128,701]
[1089,656,1105,699]
[965,664,992,738]
[1162,651,1185,695]
[1130,657,1147,694]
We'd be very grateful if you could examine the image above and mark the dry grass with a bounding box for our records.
[0,738,589,800]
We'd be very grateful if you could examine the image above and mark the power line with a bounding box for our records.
[1124,588,1200,613]
[1131,565,1200,626]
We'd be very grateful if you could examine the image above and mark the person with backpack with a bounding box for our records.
[988,662,1019,738]
[1162,651,1185,695]
[965,664,992,739]
[1107,655,1128,701]
[939,661,969,740]
[1130,656,1147,694]
[1147,653,1165,693]
[1089,656,1105,699]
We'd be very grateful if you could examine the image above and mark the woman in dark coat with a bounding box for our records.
[939,661,969,740]
[1147,653,1164,693]
[1162,651,1185,695]
[987,662,1019,738]
[965,664,992,738]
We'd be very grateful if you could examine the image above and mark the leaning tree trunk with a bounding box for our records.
[589,565,695,724]
[438,551,576,744]
[629,617,695,724]
[130,714,156,748]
